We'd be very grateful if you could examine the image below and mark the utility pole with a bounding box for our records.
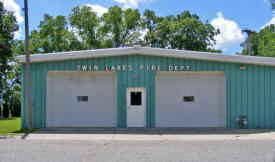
[24,0,32,129]
[242,29,255,56]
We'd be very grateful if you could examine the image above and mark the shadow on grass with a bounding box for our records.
[0,129,38,139]
[14,129,38,139]
[13,129,38,134]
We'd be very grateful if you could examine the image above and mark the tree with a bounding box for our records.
[9,85,21,117]
[142,9,161,47]
[38,14,82,53]
[12,30,42,55]
[143,10,220,51]
[0,2,19,117]
[100,6,142,47]
[241,25,275,57]
[69,6,100,49]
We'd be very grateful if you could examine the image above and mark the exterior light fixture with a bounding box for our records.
[123,56,127,61]
[239,65,246,70]
[132,74,138,79]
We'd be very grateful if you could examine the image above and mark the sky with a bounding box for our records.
[2,0,275,54]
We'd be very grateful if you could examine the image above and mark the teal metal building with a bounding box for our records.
[17,46,275,129]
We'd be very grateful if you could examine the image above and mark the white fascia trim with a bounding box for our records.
[15,47,137,63]
[139,47,275,66]
[15,46,275,66]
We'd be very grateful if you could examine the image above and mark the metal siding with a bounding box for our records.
[254,66,260,128]
[21,65,26,128]
[236,66,241,120]
[247,65,253,128]
[116,57,122,128]
[123,59,128,127]
[259,66,265,128]
[36,63,41,128]
[271,68,275,128]
[30,64,36,128]
[242,66,248,121]
[268,66,272,128]
[230,64,237,128]
[150,57,156,128]
[21,55,275,128]
[41,63,47,127]
[144,56,150,128]
[225,63,231,127]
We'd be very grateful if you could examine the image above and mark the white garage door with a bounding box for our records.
[46,71,116,127]
[156,72,226,127]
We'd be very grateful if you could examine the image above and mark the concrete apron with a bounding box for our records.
[24,128,275,141]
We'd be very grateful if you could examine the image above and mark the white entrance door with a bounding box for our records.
[127,88,146,127]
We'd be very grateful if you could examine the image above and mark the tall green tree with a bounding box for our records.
[38,14,81,53]
[143,10,219,51]
[142,9,162,47]
[12,30,42,55]
[0,1,19,117]
[100,6,142,47]
[69,6,100,49]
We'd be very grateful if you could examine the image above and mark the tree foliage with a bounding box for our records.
[100,6,142,47]
[143,10,219,51]
[270,0,275,10]
[14,5,220,53]
[69,6,100,49]
[38,14,82,53]
[0,1,19,117]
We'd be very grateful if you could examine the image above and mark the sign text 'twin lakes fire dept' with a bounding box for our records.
[77,65,191,71]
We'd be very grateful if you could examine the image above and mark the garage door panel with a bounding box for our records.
[46,71,116,127]
[156,72,226,127]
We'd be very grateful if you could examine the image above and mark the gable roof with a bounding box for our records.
[15,45,275,66]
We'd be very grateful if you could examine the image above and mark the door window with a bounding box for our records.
[77,96,88,102]
[130,92,142,105]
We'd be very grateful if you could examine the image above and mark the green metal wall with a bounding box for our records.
[21,55,275,129]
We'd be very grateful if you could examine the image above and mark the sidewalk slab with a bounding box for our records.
[20,128,275,141]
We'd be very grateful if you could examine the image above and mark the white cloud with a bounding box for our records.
[2,0,23,23]
[2,0,24,39]
[211,12,244,50]
[113,0,149,8]
[14,27,22,39]
[262,11,275,29]
[139,28,147,40]
[68,27,82,41]
[84,4,108,17]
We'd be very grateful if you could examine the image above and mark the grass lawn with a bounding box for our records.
[0,117,37,136]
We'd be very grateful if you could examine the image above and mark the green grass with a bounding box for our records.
[0,117,37,136]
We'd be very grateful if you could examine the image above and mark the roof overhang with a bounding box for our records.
[15,45,275,66]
